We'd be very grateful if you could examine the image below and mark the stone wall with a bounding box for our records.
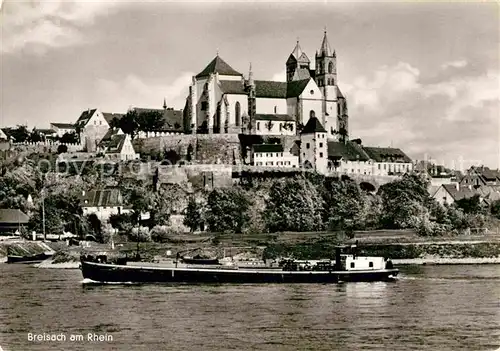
[133,134,241,165]
[156,164,233,190]
[11,141,83,154]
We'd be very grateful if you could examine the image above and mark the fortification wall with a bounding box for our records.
[156,164,233,190]
[133,134,241,165]
[11,141,83,154]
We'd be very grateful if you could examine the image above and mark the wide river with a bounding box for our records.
[0,264,499,351]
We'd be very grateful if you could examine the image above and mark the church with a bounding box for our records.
[183,31,349,142]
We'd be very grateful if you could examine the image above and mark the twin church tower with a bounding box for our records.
[184,30,349,142]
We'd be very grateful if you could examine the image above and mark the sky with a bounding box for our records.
[1,0,499,170]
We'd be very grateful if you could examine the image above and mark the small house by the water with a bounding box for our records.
[0,209,29,235]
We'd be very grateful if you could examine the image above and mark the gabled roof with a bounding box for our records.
[50,122,75,129]
[441,184,477,201]
[76,109,97,126]
[105,134,128,154]
[219,80,246,94]
[255,80,287,98]
[292,68,311,81]
[327,141,370,162]
[99,128,123,147]
[252,144,284,153]
[0,129,7,140]
[81,188,124,208]
[0,209,29,224]
[255,114,295,122]
[301,117,327,134]
[362,146,412,163]
[196,56,242,78]
[254,79,310,99]
[102,113,124,125]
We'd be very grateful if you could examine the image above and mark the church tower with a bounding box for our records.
[315,30,340,140]
[286,40,311,82]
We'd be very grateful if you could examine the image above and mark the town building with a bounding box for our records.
[183,30,349,141]
[327,141,373,175]
[81,188,132,221]
[75,108,123,152]
[0,209,29,235]
[133,102,185,138]
[460,166,500,187]
[251,143,299,167]
[0,129,8,141]
[362,146,413,176]
[50,123,76,138]
[98,129,139,161]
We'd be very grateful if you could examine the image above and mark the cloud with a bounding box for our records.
[94,73,194,112]
[1,0,126,55]
[441,60,468,70]
[271,70,286,82]
[345,61,499,169]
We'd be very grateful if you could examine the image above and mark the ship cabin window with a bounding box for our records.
[369,262,373,268]
[350,262,355,268]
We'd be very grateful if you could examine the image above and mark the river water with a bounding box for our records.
[0,264,499,351]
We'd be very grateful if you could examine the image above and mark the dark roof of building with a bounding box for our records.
[470,166,500,181]
[327,141,370,161]
[292,68,311,81]
[81,188,124,208]
[196,56,242,78]
[133,107,184,131]
[252,144,284,153]
[254,79,310,99]
[442,184,477,201]
[219,80,246,94]
[105,134,127,153]
[76,109,97,126]
[0,209,29,224]
[102,113,124,125]
[301,117,327,134]
[255,114,295,122]
[362,146,412,163]
[99,128,122,147]
[50,122,75,129]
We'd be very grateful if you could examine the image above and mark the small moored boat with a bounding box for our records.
[80,245,398,284]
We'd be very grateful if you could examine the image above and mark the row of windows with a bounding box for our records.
[254,152,284,158]
[255,161,294,166]
[256,122,294,132]
[303,152,324,158]
[305,141,325,149]
[377,163,411,172]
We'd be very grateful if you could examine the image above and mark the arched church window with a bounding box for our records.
[328,62,333,74]
[310,110,315,119]
[235,102,241,127]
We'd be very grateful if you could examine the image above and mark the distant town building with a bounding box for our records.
[98,130,139,161]
[81,188,132,221]
[75,108,123,152]
[0,209,29,235]
[327,141,372,175]
[50,123,76,138]
[251,143,299,167]
[460,166,500,187]
[362,147,413,176]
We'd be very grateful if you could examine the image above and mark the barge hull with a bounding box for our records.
[81,261,399,284]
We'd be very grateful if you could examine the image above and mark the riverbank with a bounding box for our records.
[393,257,500,265]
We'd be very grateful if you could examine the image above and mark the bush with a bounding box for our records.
[150,225,178,243]
[128,226,151,242]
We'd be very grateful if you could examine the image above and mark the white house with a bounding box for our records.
[75,108,123,152]
[300,117,329,174]
[362,146,413,176]
[50,123,76,138]
[252,143,299,167]
[98,131,139,161]
[81,188,132,221]
[327,141,373,175]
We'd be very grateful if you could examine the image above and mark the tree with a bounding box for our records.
[264,177,323,232]
[184,197,202,232]
[10,125,30,143]
[60,132,79,144]
[455,195,482,214]
[205,188,251,233]
[86,213,103,242]
[136,111,164,132]
[377,174,431,229]
[118,110,140,138]
[491,200,500,219]
[322,179,366,231]
[57,144,68,154]
[29,129,43,142]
